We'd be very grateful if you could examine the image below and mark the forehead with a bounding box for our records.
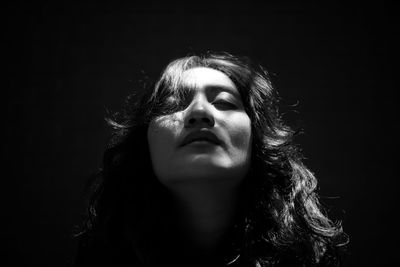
[180,67,238,94]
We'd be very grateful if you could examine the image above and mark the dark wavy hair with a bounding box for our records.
[75,52,348,267]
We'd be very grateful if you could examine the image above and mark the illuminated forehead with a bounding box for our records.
[180,67,239,96]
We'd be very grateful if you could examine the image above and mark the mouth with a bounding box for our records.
[185,138,219,146]
[180,131,222,147]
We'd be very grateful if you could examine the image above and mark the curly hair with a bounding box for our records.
[75,52,348,267]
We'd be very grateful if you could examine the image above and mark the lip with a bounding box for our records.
[179,130,222,147]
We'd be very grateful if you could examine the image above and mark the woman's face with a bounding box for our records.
[147,67,252,188]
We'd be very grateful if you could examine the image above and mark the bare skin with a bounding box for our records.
[172,179,241,251]
[147,67,251,266]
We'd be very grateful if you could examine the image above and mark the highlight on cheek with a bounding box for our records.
[150,113,182,133]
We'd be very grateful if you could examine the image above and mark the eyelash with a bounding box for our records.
[213,100,237,109]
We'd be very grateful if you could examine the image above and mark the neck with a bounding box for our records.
[170,180,241,253]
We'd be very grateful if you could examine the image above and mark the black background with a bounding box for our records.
[4,2,397,266]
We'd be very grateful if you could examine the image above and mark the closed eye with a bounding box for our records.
[212,100,237,110]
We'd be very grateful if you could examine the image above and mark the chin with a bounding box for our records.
[160,163,242,187]
[154,156,249,188]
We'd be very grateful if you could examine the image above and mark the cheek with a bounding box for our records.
[148,114,181,142]
[147,115,182,165]
[228,116,252,153]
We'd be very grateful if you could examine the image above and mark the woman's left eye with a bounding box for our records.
[213,100,237,109]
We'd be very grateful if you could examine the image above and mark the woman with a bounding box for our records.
[75,52,348,267]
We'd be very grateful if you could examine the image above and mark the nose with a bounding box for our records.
[183,97,215,128]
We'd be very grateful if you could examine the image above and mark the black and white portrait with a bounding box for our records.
[4,2,395,267]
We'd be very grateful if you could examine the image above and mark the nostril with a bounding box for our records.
[188,117,211,125]
[185,109,215,128]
